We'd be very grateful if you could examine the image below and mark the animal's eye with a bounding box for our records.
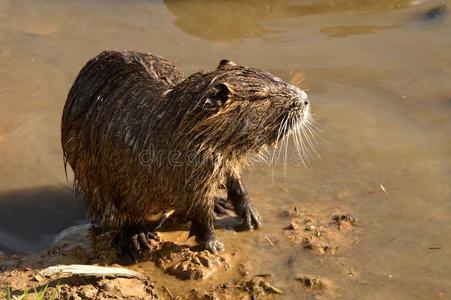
[212,83,230,102]
[203,83,231,109]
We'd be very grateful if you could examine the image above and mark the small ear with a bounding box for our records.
[217,59,236,70]
[203,83,232,110]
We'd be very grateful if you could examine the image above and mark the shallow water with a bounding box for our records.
[0,0,450,298]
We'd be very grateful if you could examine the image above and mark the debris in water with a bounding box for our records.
[380,184,388,196]
[336,258,358,277]
[286,220,300,230]
[296,275,328,290]
[331,214,358,230]
[254,273,272,278]
[302,236,336,254]
[424,4,447,19]
[289,70,304,87]
[283,206,303,218]
[164,286,174,300]
[304,225,316,231]
[264,235,275,246]
[261,281,283,294]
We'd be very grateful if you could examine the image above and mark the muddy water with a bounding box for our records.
[0,0,450,299]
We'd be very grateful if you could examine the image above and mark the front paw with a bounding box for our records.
[236,201,262,231]
[203,238,224,254]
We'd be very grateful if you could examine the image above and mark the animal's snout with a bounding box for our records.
[293,87,309,107]
[289,100,306,111]
[289,92,309,111]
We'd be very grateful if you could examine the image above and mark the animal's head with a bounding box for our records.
[170,59,312,160]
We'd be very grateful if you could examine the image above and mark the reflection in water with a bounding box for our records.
[164,0,415,40]
[0,0,450,298]
[320,24,399,37]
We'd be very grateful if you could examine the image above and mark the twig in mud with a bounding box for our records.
[264,235,274,246]
[40,264,146,280]
[254,273,272,278]
[159,259,167,272]
[163,286,174,300]
[262,281,283,294]
[336,258,357,277]
[428,246,442,250]
[226,284,243,289]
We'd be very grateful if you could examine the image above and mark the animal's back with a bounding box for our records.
[62,51,183,126]
[61,51,184,227]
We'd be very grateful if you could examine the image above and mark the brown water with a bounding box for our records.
[0,0,450,299]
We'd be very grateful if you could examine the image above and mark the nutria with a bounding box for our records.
[61,51,311,259]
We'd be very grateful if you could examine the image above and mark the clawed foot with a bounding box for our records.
[189,219,224,254]
[114,222,159,262]
[215,196,261,230]
[204,237,224,255]
[226,175,262,231]
[234,200,261,231]
[214,197,233,217]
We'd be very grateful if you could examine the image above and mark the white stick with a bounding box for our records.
[40,264,147,280]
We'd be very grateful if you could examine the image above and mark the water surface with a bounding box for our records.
[0,0,450,299]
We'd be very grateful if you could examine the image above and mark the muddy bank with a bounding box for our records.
[0,204,360,299]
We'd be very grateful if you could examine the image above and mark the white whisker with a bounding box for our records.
[292,115,307,168]
[301,123,319,158]
[271,114,287,167]
[277,113,289,166]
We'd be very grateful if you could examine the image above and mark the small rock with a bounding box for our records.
[52,224,92,252]
[331,214,357,230]
[78,285,98,299]
[33,274,45,282]
[109,278,148,298]
[296,275,327,290]
[304,225,316,231]
[302,236,335,254]
[287,220,300,230]
[198,255,211,268]
[156,244,228,280]
[302,236,314,249]
[99,280,117,293]
[169,260,205,280]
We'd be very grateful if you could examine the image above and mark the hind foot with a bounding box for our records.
[189,218,224,254]
[114,222,159,262]
[214,197,233,217]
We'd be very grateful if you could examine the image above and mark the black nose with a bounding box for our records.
[304,101,309,106]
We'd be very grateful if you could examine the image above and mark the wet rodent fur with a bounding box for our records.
[61,51,309,251]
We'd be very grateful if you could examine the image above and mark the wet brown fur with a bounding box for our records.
[61,51,308,237]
